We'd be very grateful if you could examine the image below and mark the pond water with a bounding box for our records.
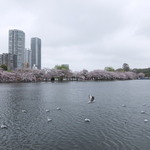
[0,80,150,150]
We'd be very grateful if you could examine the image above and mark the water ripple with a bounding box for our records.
[0,81,150,149]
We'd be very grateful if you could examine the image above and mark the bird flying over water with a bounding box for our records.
[88,95,95,103]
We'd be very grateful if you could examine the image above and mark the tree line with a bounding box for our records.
[0,63,145,83]
[105,63,150,77]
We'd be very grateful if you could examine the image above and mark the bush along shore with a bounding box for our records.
[0,68,145,83]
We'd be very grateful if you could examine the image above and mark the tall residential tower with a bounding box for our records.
[9,29,25,69]
[24,48,32,69]
[31,37,41,69]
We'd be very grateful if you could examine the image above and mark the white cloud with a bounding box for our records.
[0,0,150,71]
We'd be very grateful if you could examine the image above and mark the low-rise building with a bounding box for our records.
[1,53,17,70]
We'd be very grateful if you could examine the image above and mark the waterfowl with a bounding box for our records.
[141,111,145,114]
[22,110,27,113]
[88,95,95,103]
[122,104,126,107]
[47,118,52,122]
[144,119,148,123]
[1,124,7,129]
[85,118,90,122]
[57,107,61,110]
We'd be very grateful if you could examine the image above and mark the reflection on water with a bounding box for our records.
[0,81,150,150]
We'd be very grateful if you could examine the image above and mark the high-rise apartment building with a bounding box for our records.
[24,48,31,68]
[9,29,25,69]
[31,37,41,69]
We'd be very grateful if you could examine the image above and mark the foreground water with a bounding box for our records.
[0,80,150,150]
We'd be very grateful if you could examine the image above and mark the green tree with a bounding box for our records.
[55,64,69,70]
[132,68,150,77]
[122,63,130,72]
[0,64,8,71]
[104,67,115,72]
[116,68,124,72]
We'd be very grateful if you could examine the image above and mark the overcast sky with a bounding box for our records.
[0,0,150,71]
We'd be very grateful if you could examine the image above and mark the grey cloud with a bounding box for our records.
[0,0,150,71]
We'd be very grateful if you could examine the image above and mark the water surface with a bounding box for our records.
[0,80,150,150]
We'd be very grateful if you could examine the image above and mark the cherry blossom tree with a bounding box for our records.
[0,67,144,83]
[137,73,145,79]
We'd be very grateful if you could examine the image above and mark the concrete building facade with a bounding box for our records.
[9,29,25,69]
[0,53,17,70]
[31,37,41,69]
[24,48,32,68]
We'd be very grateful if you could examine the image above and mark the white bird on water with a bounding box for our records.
[85,118,90,122]
[88,95,95,103]
[141,111,146,114]
[22,110,27,113]
[1,124,7,129]
[144,119,148,123]
[47,118,52,122]
[122,104,126,107]
[57,107,61,110]
[143,103,146,106]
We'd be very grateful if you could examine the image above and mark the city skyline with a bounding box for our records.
[0,29,41,70]
[1,0,150,71]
